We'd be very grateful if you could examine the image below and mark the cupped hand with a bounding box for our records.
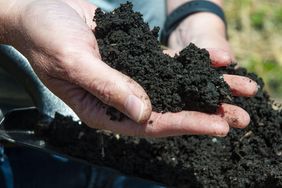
[163,12,258,137]
[93,48,258,137]
[6,0,152,122]
[3,0,257,137]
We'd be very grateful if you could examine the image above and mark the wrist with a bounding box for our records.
[168,12,226,50]
[0,0,26,45]
[163,0,227,47]
[0,1,14,43]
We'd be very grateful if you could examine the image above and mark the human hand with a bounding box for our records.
[163,12,258,137]
[1,0,152,122]
[0,0,257,137]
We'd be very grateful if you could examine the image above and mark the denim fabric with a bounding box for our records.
[0,146,13,188]
[3,147,90,188]
[0,147,166,188]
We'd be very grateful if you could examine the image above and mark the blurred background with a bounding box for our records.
[225,0,282,103]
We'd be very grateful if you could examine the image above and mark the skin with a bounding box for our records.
[0,0,258,137]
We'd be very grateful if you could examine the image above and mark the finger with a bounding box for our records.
[141,111,230,137]
[77,100,230,137]
[163,48,233,68]
[206,48,233,67]
[66,53,152,124]
[54,81,230,138]
[163,49,178,57]
[217,103,250,128]
[223,74,258,97]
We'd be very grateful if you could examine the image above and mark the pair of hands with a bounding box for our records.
[1,0,258,137]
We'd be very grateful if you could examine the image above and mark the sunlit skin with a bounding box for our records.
[0,0,258,137]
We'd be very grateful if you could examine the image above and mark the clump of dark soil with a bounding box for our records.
[27,3,282,188]
[94,3,231,117]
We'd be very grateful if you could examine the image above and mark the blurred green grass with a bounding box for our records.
[225,0,282,101]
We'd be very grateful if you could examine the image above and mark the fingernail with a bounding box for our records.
[124,95,144,122]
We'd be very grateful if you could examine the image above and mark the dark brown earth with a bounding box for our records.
[94,3,231,120]
[32,3,282,188]
[43,82,282,188]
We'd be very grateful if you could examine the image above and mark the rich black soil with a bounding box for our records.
[42,79,282,188]
[94,3,231,118]
[20,3,282,188]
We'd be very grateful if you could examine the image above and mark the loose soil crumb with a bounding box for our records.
[94,3,231,118]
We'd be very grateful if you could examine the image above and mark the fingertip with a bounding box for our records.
[163,49,178,57]
[236,108,251,128]
[220,104,250,129]
[244,77,259,97]
[206,48,232,67]
[223,75,258,97]
[243,112,251,128]
[253,82,260,96]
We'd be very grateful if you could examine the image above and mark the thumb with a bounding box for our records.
[67,52,152,123]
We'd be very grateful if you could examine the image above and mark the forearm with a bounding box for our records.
[0,0,19,44]
[166,0,226,50]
